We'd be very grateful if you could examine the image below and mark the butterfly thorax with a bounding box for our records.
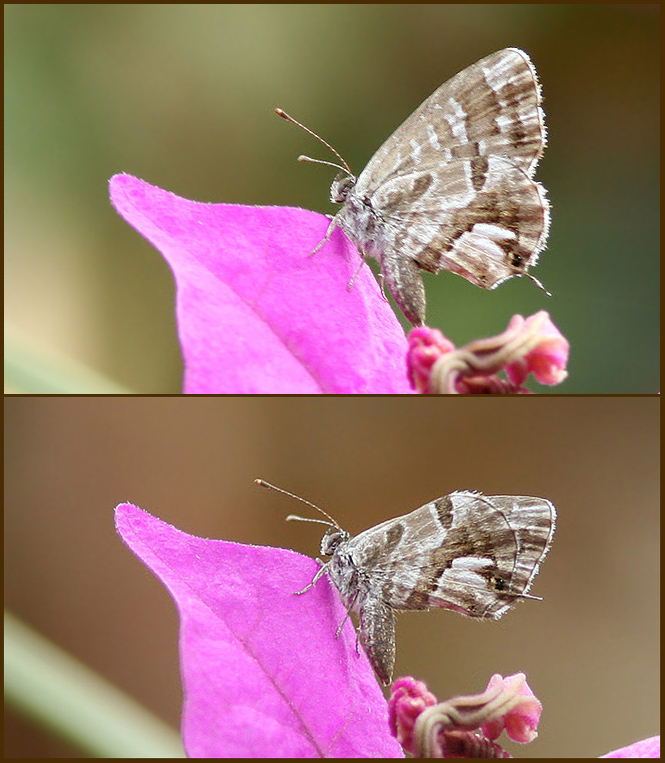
[326,543,372,611]
[329,171,391,263]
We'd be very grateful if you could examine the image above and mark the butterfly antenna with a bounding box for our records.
[297,155,352,175]
[285,514,336,528]
[275,108,354,178]
[254,479,340,528]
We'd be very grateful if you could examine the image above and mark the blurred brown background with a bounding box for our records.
[5,4,660,393]
[4,395,659,757]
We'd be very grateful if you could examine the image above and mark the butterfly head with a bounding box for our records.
[320,526,350,557]
[330,173,356,204]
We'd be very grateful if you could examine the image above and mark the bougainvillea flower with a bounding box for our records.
[109,174,412,394]
[388,676,437,754]
[406,328,457,394]
[114,503,403,758]
[478,673,542,744]
[407,311,569,394]
[388,673,541,757]
[503,311,570,387]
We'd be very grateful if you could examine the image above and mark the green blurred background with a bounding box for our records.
[4,395,659,756]
[5,4,659,393]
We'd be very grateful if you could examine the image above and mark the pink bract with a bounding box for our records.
[114,503,403,758]
[601,735,660,758]
[109,174,412,393]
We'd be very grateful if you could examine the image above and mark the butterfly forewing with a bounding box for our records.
[345,491,556,619]
[357,48,545,188]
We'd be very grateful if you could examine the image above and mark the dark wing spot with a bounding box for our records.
[433,496,454,531]
[411,174,434,199]
[470,156,489,192]
[384,523,405,554]
[405,589,431,609]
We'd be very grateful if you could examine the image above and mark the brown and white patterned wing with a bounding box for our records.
[357,48,546,187]
[339,48,549,324]
[372,156,548,283]
[350,490,556,619]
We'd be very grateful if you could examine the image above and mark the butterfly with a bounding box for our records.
[278,48,550,326]
[257,480,556,685]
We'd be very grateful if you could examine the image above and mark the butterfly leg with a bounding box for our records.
[308,216,338,257]
[345,255,390,307]
[346,252,370,291]
[334,589,359,639]
[293,560,329,595]
[375,272,390,303]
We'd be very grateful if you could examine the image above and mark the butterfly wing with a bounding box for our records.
[337,48,549,324]
[349,490,556,619]
[358,47,546,187]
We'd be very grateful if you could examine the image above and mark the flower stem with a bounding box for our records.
[4,611,184,757]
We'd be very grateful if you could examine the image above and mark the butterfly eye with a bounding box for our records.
[330,174,355,204]
[321,527,346,556]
